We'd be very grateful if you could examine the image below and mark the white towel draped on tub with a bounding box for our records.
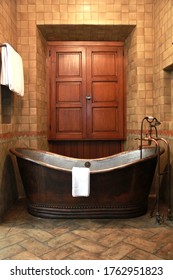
[0,43,24,96]
[72,167,90,197]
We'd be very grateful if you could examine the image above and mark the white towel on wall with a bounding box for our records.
[0,43,24,96]
[72,167,90,197]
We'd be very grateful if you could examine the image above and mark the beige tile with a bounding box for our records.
[0,244,24,259]
[25,228,54,242]
[42,244,79,260]
[0,225,11,239]
[98,231,126,247]
[48,232,77,248]
[20,238,52,256]
[124,236,158,254]
[156,243,173,260]
[69,249,104,260]
[125,249,163,260]
[0,233,27,250]
[73,238,106,254]
[72,228,105,241]
[9,251,41,260]
[101,242,135,260]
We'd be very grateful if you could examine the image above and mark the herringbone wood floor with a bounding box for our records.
[0,199,173,260]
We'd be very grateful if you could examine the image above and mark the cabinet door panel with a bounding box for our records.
[57,53,82,77]
[92,108,118,132]
[92,82,117,102]
[49,46,86,140]
[87,46,124,139]
[92,53,117,77]
[57,108,82,132]
[57,82,81,102]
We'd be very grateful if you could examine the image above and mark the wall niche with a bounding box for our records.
[0,85,12,124]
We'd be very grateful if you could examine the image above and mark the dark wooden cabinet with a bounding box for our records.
[47,42,125,141]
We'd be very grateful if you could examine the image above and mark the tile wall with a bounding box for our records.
[0,0,173,218]
[0,0,18,220]
[152,0,173,204]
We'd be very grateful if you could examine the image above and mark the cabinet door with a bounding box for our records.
[47,42,125,140]
[48,46,87,140]
[86,46,125,139]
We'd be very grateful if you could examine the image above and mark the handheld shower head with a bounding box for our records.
[146,116,154,122]
[146,116,161,126]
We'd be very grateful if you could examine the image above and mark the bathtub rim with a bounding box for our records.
[9,146,164,174]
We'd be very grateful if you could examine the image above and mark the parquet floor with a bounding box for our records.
[0,199,173,260]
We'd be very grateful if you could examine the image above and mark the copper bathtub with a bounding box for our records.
[10,147,160,219]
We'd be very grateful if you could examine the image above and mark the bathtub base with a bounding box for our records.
[28,203,148,219]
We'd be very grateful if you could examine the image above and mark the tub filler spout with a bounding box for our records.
[137,116,172,224]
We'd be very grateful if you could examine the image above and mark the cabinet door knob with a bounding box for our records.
[86,96,91,100]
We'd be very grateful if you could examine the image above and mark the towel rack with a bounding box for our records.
[0,44,7,48]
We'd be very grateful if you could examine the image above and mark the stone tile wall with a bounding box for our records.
[152,0,173,205]
[153,0,173,128]
[16,0,154,139]
[0,0,173,218]
[0,0,18,220]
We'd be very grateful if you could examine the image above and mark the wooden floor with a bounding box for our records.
[0,199,173,260]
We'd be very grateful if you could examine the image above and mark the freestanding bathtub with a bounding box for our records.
[10,146,161,219]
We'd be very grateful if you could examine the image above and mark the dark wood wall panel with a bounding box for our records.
[48,140,122,159]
